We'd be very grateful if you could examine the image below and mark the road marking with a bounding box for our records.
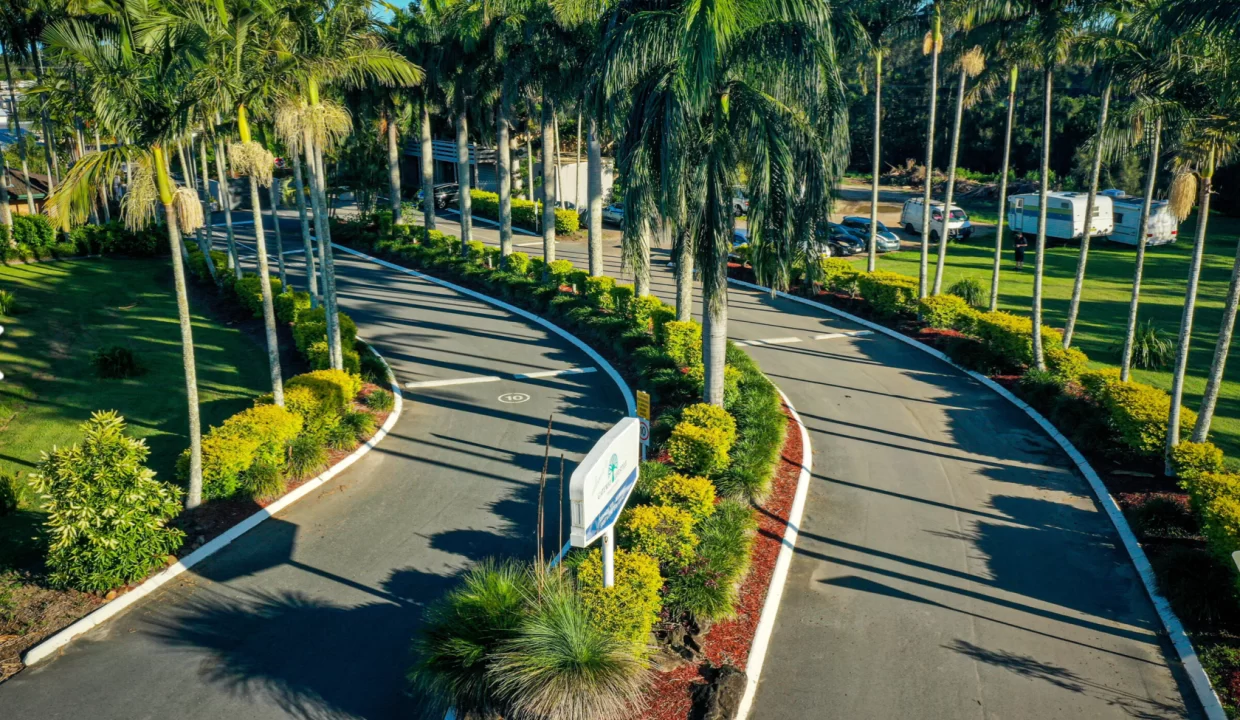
[498,392,531,404]
[515,240,545,247]
[405,365,596,389]
[812,330,874,340]
[734,330,873,346]
[210,219,254,226]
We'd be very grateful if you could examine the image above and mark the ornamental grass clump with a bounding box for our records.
[665,499,757,622]
[31,412,184,592]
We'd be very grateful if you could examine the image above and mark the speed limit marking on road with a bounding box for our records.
[498,392,531,404]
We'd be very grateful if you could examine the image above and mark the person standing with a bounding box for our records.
[1014,234,1028,271]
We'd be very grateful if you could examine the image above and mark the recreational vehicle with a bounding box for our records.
[1099,189,1179,246]
[899,198,974,241]
[1006,191,1114,243]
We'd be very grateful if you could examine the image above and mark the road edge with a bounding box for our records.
[21,344,405,668]
[726,276,1226,720]
[735,387,814,720]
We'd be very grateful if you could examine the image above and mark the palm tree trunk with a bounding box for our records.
[587,116,604,277]
[3,52,35,214]
[932,66,967,295]
[1031,66,1054,371]
[32,43,59,189]
[918,15,941,298]
[456,106,473,254]
[96,130,111,222]
[575,107,582,212]
[867,49,882,273]
[989,66,1018,312]
[1194,225,1240,443]
[154,146,202,508]
[1166,153,1214,472]
[387,109,402,224]
[194,133,218,285]
[526,129,535,204]
[1062,79,1112,347]
[1120,117,1162,381]
[702,267,728,406]
[0,137,11,241]
[306,130,343,370]
[79,125,99,226]
[291,149,318,307]
[541,96,557,262]
[213,135,241,277]
[248,175,286,405]
[498,82,514,257]
[676,228,694,321]
[267,182,288,288]
[634,217,652,297]
[420,101,436,236]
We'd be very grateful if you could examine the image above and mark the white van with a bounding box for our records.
[1007,191,1114,242]
[899,198,974,241]
[1099,189,1179,246]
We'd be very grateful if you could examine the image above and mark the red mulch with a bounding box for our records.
[640,404,804,720]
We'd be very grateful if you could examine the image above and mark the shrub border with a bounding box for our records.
[727,277,1227,720]
[22,343,404,667]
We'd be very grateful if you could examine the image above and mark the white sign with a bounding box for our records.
[570,417,640,548]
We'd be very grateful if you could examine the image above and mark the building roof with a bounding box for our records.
[4,168,50,200]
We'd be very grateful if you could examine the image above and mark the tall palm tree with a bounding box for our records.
[931,45,984,295]
[601,0,847,405]
[392,4,444,242]
[916,3,943,298]
[43,13,208,507]
[0,6,37,215]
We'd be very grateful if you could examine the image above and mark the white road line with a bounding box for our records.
[210,219,254,227]
[736,330,873,346]
[513,367,597,380]
[515,240,545,247]
[812,330,874,341]
[734,336,803,347]
[406,365,597,389]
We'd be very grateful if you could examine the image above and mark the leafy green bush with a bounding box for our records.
[714,345,787,501]
[947,277,985,307]
[186,246,228,283]
[685,364,742,409]
[232,273,283,318]
[52,240,78,258]
[667,422,731,476]
[680,403,737,448]
[917,294,973,330]
[292,307,359,354]
[856,271,919,316]
[547,259,575,286]
[648,472,716,522]
[818,258,856,291]
[245,460,286,500]
[274,291,311,324]
[970,310,1086,379]
[340,408,377,441]
[12,214,55,249]
[92,345,145,379]
[1125,318,1175,370]
[287,369,362,414]
[662,321,702,368]
[575,547,663,648]
[554,208,580,234]
[307,340,362,375]
[1017,368,1066,411]
[651,305,676,342]
[665,499,756,621]
[1081,369,1196,456]
[1151,546,1240,626]
[363,387,395,412]
[0,472,21,516]
[1171,441,1226,480]
[583,276,615,309]
[629,296,663,331]
[618,504,699,569]
[506,251,531,275]
[0,289,14,315]
[611,284,635,316]
[31,412,184,592]
[287,433,330,480]
[185,403,304,500]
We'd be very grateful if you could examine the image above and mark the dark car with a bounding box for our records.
[823,223,866,257]
[417,183,460,209]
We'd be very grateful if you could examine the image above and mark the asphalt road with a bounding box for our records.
[0,213,624,718]
[438,212,1199,719]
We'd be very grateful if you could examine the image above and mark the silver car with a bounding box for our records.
[841,216,901,252]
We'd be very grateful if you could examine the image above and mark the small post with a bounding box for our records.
[602,526,615,588]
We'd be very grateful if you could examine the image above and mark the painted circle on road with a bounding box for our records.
[498,392,531,404]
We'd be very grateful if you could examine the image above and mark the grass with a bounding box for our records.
[0,258,270,572]
[852,210,1240,460]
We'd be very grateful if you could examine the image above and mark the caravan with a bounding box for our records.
[1007,191,1114,243]
[1099,189,1179,246]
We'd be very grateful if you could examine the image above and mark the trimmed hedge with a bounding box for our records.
[183,403,304,500]
[576,547,663,649]
[286,369,363,414]
[618,504,699,570]
[856,271,919,317]
[1081,369,1197,457]
[667,422,731,476]
[469,189,580,234]
[918,294,972,330]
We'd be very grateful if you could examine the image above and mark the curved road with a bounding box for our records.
[448,212,1200,719]
[0,223,624,718]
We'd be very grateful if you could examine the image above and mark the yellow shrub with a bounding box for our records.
[188,404,303,500]
[1171,441,1226,480]
[667,422,731,476]
[856,271,919,317]
[287,369,363,413]
[663,321,702,368]
[1202,494,1240,564]
[1086,375,1197,456]
[917,294,973,330]
[680,403,737,448]
[618,504,698,569]
[1181,472,1240,516]
[650,473,716,522]
[576,548,663,649]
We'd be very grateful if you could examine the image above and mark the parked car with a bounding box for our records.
[733,188,749,216]
[841,216,901,252]
[899,198,973,242]
[823,223,865,257]
[416,183,460,209]
[601,202,625,225]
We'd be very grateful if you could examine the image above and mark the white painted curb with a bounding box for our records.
[22,345,404,667]
[726,277,1227,720]
[736,387,813,720]
[333,243,636,417]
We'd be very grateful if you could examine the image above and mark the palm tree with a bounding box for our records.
[43,12,208,507]
[392,4,443,242]
[916,3,944,298]
[931,45,984,295]
[601,0,847,405]
[0,6,37,215]
[851,0,920,273]
[1117,112,1163,380]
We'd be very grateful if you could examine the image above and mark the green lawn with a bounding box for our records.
[853,211,1240,460]
[0,258,269,571]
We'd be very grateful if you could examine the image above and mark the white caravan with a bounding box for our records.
[1099,189,1179,246]
[1006,191,1114,242]
[899,198,974,241]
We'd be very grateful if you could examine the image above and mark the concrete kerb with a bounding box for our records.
[22,345,405,668]
[726,277,1228,720]
[736,387,814,720]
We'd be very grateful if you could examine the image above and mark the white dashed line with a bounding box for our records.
[812,330,874,340]
[513,367,597,380]
[406,365,596,389]
[736,330,873,346]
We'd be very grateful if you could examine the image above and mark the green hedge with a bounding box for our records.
[469,189,580,234]
[856,271,919,317]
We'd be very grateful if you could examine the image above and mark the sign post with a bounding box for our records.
[570,417,640,588]
[636,391,651,461]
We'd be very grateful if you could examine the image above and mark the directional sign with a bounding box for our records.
[570,417,640,548]
[636,390,651,420]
